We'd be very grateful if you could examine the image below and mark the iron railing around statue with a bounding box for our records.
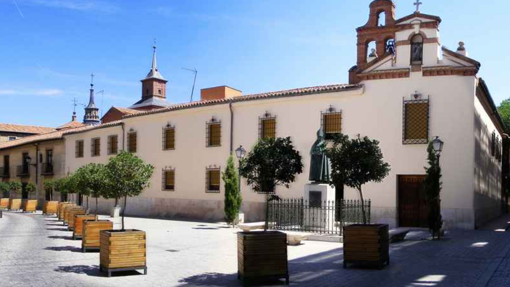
[268,198,371,236]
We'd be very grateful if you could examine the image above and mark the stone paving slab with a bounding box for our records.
[2,211,510,287]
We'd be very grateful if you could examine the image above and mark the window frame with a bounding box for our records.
[205,167,221,193]
[91,137,101,157]
[162,168,175,191]
[259,113,277,139]
[321,108,342,141]
[411,34,424,65]
[162,124,176,151]
[75,140,84,158]
[127,131,137,153]
[402,98,430,145]
[107,135,119,155]
[206,119,221,147]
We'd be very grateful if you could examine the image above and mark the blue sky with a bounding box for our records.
[0,0,508,127]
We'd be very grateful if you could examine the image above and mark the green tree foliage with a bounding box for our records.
[25,182,36,199]
[8,181,22,198]
[326,134,391,225]
[0,182,10,198]
[74,163,108,215]
[239,137,303,231]
[223,155,242,227]
[44,179,56,201]
[424,142,443,239]
[498,99,510,133]
[54,178,68,201]
[105,151,154,230]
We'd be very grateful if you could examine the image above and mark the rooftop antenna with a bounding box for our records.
[96,90,105,118]
[182,67,198,103]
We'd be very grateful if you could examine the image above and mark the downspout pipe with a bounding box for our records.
[35,143,39,202]
[229,103,234,154]
[121,122,126,151]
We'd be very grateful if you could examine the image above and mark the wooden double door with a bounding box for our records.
[398,175,428,228]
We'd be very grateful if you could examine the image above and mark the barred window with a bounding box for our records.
[162,127,175,150]
[206,168,220,193]
[162,169,175,191]
[91,138,101,157]
[403,99,429,144]
[75,140,84,158]
[207,122,221,147]
[322,112,342,140]
[127,132,137,153]
[107,135,118,155]
[259,116,276,139]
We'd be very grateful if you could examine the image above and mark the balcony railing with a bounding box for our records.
[16,165,30,177]
[41,163,54,176]
[0,167,9,178]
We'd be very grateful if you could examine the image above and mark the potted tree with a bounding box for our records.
[8,181,22,211]
[99,151,153,276]
[22,182,37,213]
[238,137,303,285]
[77,163,107,241]
[43,179,59,215]
[326,134,391,269]
[0,182,9,209]
[54,177,73,221]
[223,155,242,227]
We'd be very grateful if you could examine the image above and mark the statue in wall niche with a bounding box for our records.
[309,129,331,184]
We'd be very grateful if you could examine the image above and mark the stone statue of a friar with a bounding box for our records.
[309,129,331,183]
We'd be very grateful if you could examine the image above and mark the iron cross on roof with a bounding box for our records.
[414,0,423,12]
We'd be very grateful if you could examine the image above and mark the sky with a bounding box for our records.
[0,0,508,127]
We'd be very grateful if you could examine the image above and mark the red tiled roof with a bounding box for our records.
[56,120,87,130]
[0,123,55,135]
[115,107,141,115]
[124,84,362,119]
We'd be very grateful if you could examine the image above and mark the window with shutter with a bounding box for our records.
[91,138,101,157]
[162,170,175,191]
[259,116,276,139]
[162,127,175,150]
[75,140,84,158]
[107,135,118,155]
[207,122,221,147]
[403,99,429,144]
[206,168,220,193]
[128,132,137,153]
[322,113,342,140]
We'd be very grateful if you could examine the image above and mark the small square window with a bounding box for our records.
[206,168,220,193]
[260,117,276,139]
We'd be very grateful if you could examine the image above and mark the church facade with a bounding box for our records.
[58,0,508,229]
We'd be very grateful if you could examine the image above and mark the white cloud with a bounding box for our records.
[23,0,119,13]
[0,88,65,97]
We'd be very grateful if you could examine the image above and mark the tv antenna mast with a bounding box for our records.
[182,67,198,103]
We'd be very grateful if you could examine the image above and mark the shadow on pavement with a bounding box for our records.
[46,228,68,231]
[48,235,73,240]
[54,265,103,277]
[46,223,65,226]
[45,246,82,252]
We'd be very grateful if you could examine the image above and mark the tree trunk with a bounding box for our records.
[358,187,367,225]
[264,194,269,232]
[122,196,127,231]
[95,197,99,217]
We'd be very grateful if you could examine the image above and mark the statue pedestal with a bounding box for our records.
[304,184,336,229]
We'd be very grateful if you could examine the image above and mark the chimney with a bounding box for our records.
[457,41,468,57]
[201,86,242,101]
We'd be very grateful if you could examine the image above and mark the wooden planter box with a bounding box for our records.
[9,199,22,211]
[100,229,147,277]
[68,209,87,231]
[83,220,114,252]
[43,201,59,215]
[0,198,9,209]
[58,203,74,221]
[343,224,389,269]
[64,206,82,225]
[238,231,289,285]
[73,215,98,240]
[23,200,38,213]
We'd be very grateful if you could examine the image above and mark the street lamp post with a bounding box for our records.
[432,136,444,161]
[235,145,247,194]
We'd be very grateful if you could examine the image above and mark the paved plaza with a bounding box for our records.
[1,211,510,287]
